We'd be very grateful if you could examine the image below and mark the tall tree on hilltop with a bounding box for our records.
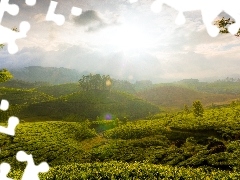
[79,74,112,91]
[192,100,204,117]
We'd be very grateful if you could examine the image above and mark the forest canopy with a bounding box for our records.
[79,74,112,91]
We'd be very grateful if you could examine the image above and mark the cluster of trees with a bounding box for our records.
[79,74,112,91]
[0,69,13,83]
[184,100,204,117]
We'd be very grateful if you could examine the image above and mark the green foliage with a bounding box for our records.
[111,79,136,94]
[0,79,50,89]
[5,102,240,179]
[184,104,190,114]
[0,69,13,83]
[134,80,153,92]
[122,116,128,124]
[90,120,117,132]
[193,79,240,95]
[9,161,240,179]
[193,100,204,117]
[0,104,23,122]
[103,120,167,139]
[0,121,97,169]
[0,87,55,105]
[20,91,159,120]
[79,74,112,91]
[36,83,79,97]
[4,77,240,178]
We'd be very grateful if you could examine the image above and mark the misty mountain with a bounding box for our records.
[9,66,88,85]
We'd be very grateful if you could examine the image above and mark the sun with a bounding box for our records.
[115,24,150,52]
[99,23,151,53]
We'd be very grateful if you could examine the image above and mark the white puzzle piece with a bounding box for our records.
[132,0,240,37]
[0,163,13,180]
[0,0,32,54]
[16,151,49,180]
[46,1,65,26]
[0,100,9,111]
[0,116,19,136]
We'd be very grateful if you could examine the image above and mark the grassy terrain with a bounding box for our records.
[2,78,240,179]
[0,121,96,169]
[9,161,240,179]
[2,103,240,179]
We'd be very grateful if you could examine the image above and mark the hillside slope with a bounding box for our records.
[0,121,96,169]
[35,83,80,97]
[0,87,55,105]
[19,90,159,120]
[137,86,238,109]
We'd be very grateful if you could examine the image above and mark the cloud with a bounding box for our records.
[72,10,120,32]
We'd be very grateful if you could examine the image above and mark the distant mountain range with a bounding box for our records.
[9,66,88,85]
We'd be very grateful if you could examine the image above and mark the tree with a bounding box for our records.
[192,100,204,117]
[183,104,190,114]
[79,74,112,91]
[0,69,13,83]
[214,17,240,37]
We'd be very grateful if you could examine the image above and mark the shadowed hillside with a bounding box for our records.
[19,90,159,121]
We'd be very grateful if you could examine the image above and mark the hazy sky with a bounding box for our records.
[0,0,239,82]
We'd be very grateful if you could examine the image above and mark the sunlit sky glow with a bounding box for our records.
[0,0,240,82]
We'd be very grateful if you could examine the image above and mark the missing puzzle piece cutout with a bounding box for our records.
[0,99,19,136]
[0,116,19,136]
[71,7,82,16]
[46,1,82,25]
[0,0,33,54]
[46,1,65,26]
[0,0,19,23]
[0,21,30,54]
[0,163,13,180]
[151,0,240,37]
[25,0,36,6]
[16,151,49,180]
[0,100,9,111]
[132,0,240,37]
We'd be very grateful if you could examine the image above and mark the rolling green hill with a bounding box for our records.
[0,87,55,121]
[0,121,96,169]
[4,103,240,179]
[137,85,238,109]
[0,87,55,105]
[0,79,50,89]
[35,83,80,98]
[19,90,159,121]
